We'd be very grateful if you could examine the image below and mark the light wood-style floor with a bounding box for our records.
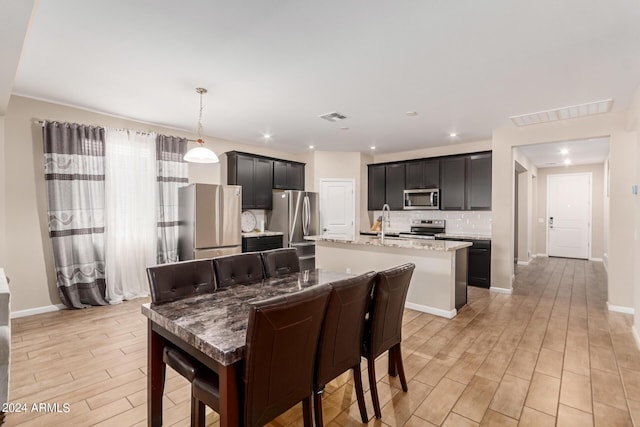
[6,257,640,426]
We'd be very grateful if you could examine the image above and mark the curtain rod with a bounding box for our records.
[35,120,200,142]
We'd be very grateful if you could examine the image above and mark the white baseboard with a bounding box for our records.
[517,260,530,266]
[11,304,65,319]
[633,326,640,351]
[405,302,457,319]
[490,286,513,295]
[536,253,548,257]
[589,257,603,262]
[606,302,635,315]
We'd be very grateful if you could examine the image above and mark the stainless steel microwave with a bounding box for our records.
[403,188,439,210]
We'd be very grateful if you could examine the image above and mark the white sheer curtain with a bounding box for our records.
[104,128,157,304]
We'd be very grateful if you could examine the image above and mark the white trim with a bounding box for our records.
[11,304,65,319]
[490,286,513,294]
[546,172,593,259]
[632,326,640,351]
[319,178,356,241]
[606,302,635,315]
[536,253,548,257]
[517,260,530,266]
[589,257,603,262]
[405,302,457,319]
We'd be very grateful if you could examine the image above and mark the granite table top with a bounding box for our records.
[141,269,352,366]
[306,235,472,252]
[435,233,492,241]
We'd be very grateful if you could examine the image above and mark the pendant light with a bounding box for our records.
[184,87,219,163]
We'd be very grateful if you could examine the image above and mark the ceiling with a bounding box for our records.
[517,138,610,169]
[9,0,640,154]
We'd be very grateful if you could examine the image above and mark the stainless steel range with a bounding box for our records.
[398,219,446,240]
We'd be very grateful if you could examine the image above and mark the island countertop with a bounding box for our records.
[305,235,471,252]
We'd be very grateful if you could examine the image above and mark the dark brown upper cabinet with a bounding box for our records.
[440,152,492,211]
[273,160,305,191]
[367,151,491,212]
[405,159,440,190]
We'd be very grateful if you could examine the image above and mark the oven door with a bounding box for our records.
[403,189,439,210]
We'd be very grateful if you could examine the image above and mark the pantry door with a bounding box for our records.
[547,173,591,259]
[319,179,355,240]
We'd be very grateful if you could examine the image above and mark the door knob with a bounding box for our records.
[322,228,328,232]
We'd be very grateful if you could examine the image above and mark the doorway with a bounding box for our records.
[319,179,355,240]
[547,173,592,259]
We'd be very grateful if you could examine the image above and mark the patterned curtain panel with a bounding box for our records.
[156,135,188,264]
[43,122,109,308]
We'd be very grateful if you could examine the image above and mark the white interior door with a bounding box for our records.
[547,173,591,259]
[319,179,355,240]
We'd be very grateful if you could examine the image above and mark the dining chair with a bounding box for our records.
[146,259,217,420]
[191,284,332,427]
[313,271,376,427]
[261,247,301,278]
[363,263,416,419]
[212,252,265,287]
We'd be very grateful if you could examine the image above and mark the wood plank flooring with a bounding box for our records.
[6,257,640,426]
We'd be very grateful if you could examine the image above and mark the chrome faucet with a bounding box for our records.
[381,204,391,242]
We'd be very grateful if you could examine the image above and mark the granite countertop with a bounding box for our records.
[141,269,351,366]
[241,230,284,238]
[436,233,491,241]
[306,235,471,252]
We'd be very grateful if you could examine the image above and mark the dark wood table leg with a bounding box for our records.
[148,320,166,427]
[218,362,240,427]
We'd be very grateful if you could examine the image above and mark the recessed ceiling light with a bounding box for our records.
[340,126,349,130]
[564,159,572,165]
[560,148,569,155]
[262,133,272,140]
[449,132,457,138]
[370,146,376,150]
[405,111,418,116]
[309,145,314,149]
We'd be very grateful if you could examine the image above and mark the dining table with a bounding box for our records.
[141,268,353,427]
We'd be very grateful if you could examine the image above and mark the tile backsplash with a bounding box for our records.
[372,210,492,235]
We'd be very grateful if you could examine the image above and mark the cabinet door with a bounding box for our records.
[422,159,440,189]
[466,153,492,210]
[272,161,287,189]
[385,163,405,210]
[440,156,466,210]
[405,161,423,189]
[287,163,304,190]
[253,158,273,209]
[367,164,386,210]
[468,242,491,288]
[236,155,255,209]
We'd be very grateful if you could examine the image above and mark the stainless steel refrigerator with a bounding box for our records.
[178,184,242,260]
[267,190,319,271]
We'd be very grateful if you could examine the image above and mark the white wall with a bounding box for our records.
[373,139,492,163]
[626,87,640,343]
[4,95,306,312]
[0,116,5,267]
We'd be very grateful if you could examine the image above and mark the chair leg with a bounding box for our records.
[367,356,382,419]
[302,396,313,427]
[313,389,324,427]
[393,344,408,392]
[388,347,397,377]
[352,365,369,423]
[190,397,206,427]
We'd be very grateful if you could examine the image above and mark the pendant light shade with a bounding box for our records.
[184,88,219,164]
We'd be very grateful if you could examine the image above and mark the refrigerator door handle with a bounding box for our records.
[303,195,310,236]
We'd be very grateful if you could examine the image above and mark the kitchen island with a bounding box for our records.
[306,235,471,318]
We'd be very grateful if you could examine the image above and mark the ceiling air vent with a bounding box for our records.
[319,112,348,122]
[510,99,613,127]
